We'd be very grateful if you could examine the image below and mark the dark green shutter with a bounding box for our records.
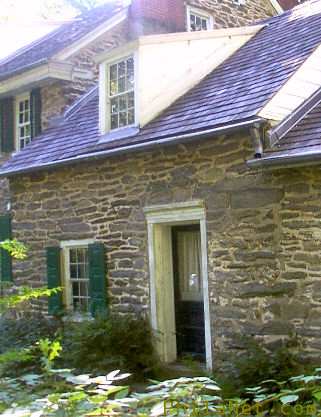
[0,214,12,282]
[30,88,42,139]
[46,247,63,315]
[0,97,14,153]
[89,243,108,317]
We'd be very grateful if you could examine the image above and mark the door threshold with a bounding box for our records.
[163,359,207,377]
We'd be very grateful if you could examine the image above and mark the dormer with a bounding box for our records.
[96,25,264,138]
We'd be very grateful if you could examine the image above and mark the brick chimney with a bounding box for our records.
[278,0,304,10]
[129,0,186,35]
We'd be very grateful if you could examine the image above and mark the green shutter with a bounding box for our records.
[89,243,108,317]
[0,97,14,153]
[0,214,12,282]
[30,88,42,139]
[46,247,63,316]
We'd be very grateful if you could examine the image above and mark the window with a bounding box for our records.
[65,246,90,312]
[108,56,135,130]
[187,7,213,31]
[16,93,31,150]
[47,241,107,317]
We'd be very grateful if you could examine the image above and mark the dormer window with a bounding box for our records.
[187,7,213,31]
[108,56,135,130]
[16,93,31,150]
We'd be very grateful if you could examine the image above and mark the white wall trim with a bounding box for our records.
[145,200,213,370]
[269,0,284,14]
[0,61,87,98]
[60,239,95,248]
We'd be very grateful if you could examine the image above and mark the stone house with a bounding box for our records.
[3,0,321,370]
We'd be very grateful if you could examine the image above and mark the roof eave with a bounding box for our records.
[0,60,93,98]
[247,152,321,170]
[0,117,265,178]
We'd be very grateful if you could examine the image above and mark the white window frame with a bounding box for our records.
[106,54,137,132]
[15,92,31,151]
[186,5,214,32]
[60,239,95,313]
[99,48,139,135]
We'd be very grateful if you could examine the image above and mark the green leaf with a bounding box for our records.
[280,394,299,404]
[312,391,321,401]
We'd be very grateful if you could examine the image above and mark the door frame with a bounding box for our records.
[144,200,213,370]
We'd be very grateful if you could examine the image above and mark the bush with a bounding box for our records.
[0,313,61,375]
[216,335,311,397]
[60,314,159,378]
[0,313,60,354]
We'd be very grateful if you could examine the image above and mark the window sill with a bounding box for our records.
[99,126,139,144]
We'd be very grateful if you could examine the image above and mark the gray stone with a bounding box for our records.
[239,282,297,298]
[231,189,284,209]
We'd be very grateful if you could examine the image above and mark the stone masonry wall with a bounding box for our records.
[9,133,321,365]
[189,0,275,27]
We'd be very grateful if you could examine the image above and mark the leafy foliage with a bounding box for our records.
[0,239,27,260]
[0,369,321,417]
[60,315,159,378]
[217,335,307,396]
[38,339,63,373]
[0,286,62,314]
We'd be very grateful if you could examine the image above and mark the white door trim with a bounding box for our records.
[144,200,213,370]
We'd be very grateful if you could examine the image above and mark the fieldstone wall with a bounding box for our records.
[189,0,275,27]
[9,133,321,365]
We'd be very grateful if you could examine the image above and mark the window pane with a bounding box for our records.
[111,114,118,129]
[118,77,126,93]
[70,249,77,263]
[70,264,78,279]
[119,111,127,127]
[77,264,87,279]
[128,109,135,125]
[110,80,118,96]
[201,18,208,30]
[111,97,119,114]
[118,60,126,77]
[128,91,135,109]
[119,96,127,111]
[25,125,31,137]
[110,64,117,80]
[77,248,86,263]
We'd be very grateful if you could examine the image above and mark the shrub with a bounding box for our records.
[60,314,159,378]
[0,313,61,376]
[216,335,310,396]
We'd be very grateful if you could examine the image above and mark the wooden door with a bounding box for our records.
[172,225,205,361]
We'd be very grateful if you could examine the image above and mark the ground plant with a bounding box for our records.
[0,240,320,416]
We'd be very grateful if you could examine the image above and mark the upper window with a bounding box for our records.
[16,93,31,150]
[187,7,213,31]
[108,56,135,131]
